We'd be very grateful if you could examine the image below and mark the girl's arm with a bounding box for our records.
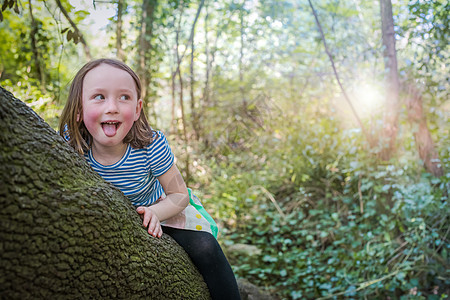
[149,164,189,221]
[136,164,189,237]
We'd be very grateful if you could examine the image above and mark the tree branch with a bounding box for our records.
[307,0,371,145]
[172,0,205,80]
[55,0,92,60]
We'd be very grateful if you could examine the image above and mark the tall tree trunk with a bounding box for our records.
[176,25,187,143]
[178,65,190,182]
[116,0,125,61]
[200,2,211,146]
[0,87,209,299]
[190,0,205,141]
[379,0,400,160]
[202,2,210,111]
[204,15,231,110]
[405,84,444,177]
[28,0,46,93]
[55,0,92,60]
[138,0,157,105]
[239,5,247,112]
[190,32,199,140]
[170,61,177,134]
[174,7,190,183]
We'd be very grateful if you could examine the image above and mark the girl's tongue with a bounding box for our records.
[102,123,118,137]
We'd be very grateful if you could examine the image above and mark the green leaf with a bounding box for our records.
[66,29,73,42]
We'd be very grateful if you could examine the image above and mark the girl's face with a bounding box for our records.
[81,64,142,152]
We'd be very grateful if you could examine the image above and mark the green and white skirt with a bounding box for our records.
[160,188,218,239]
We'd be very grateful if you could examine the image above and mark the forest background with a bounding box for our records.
[0,0,448,298]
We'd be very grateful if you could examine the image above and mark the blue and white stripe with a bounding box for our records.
[85,131,174,207]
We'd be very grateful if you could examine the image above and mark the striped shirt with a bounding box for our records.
[85,131,174,207]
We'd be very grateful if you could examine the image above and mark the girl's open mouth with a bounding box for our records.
[101,121,121,137]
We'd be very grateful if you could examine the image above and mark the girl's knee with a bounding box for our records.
[192,232,222,261]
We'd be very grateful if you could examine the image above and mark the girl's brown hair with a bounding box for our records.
[59,58,155,154]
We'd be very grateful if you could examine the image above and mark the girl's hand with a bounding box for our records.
[136,207,162,238]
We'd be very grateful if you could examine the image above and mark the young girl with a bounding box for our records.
[59,58,241,300]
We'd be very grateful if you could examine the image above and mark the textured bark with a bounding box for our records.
[0,87,209,299]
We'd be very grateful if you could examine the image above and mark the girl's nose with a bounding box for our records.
[105,99,119,114]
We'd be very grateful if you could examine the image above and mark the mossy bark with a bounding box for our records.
[0,87,210,299]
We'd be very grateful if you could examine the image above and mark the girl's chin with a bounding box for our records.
[93,137,126,148]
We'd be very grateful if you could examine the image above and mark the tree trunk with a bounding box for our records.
[116,0,125,61]
[405,84,444,177]
[0,87,209,299]
[199,4,210,145]
[379,0,400,160]
[28,0,46,93]
[239,5,247,113]
[190,0,205,141]
[170,61,177,134]
[138,0,157,103]
[202,2,210,112]
[190,33,199,140]
[174,8,191,183]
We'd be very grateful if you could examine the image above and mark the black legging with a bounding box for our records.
[162,226,241,300]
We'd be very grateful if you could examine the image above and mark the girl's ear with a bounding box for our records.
[77,112,81,122]
[135,99,143,121]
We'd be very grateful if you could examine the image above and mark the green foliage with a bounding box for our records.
[0,0,86,128]
[196,111,449,299]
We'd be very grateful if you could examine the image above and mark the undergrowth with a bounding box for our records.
[193,116,449,299]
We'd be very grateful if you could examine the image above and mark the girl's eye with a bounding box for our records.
[120,95,130,100]
[94,94,105,100]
